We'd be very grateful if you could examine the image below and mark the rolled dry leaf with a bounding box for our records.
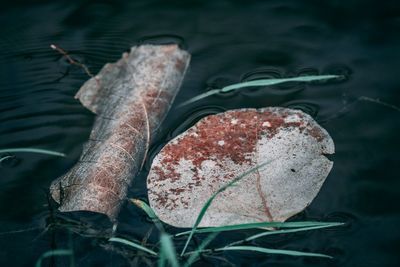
[147,107,334,228]
[50,44,190,220]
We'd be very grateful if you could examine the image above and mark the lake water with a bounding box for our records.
[1,0,399,266]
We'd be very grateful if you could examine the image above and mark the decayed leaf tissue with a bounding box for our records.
[147,107,334,227]
[50,44,190,219]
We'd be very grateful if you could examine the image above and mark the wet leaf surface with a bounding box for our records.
[148,107,334,227]
[50,44,190,219]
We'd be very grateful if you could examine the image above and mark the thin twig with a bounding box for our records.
[320,95,400,123]
[359,96,400,112]
[50,44,94,77]
[0,226,43,236]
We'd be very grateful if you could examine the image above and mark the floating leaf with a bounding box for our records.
[49,44,190,220]
[147,107,334,227]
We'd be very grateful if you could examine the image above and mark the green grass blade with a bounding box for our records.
[0,155,13,163]
[109,237,157,256]
[221,75,339,92]
[158,248,166,267]
[175,221,341,236]
[244,223,344,242]
[130,199,158,219]
[177,75,340,107]
[176,89,220,108]
[130,199,164,232]
[216,245,332,258]
[180,161,272,256]
[160,233,180,267]
[35,249,73,267]
[0,148,66,157]
[183,232,219,267]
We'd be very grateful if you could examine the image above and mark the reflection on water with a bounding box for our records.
[1,0,400,266]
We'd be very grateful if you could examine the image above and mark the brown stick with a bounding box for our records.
[50,44,94,77]
[50,44,190,220]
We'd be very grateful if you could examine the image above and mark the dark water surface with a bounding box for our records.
[1,0,400,266]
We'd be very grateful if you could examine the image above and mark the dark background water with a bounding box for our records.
[1,0,400,266]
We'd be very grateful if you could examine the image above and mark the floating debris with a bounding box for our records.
[50,44,190,220]
[147,107,334,227]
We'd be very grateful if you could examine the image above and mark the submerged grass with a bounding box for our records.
[0,155,14,163]
[214,246,332,258]
[177,74,340,108]
[35,249,73,267]
[175,221,342,236]
[0,148,66,157]
[109,237,158,256]
[182,232,219,267]
[160,234,180,267]
[131,199,164,232]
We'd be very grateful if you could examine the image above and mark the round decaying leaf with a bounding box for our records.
[147,107,334,228]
